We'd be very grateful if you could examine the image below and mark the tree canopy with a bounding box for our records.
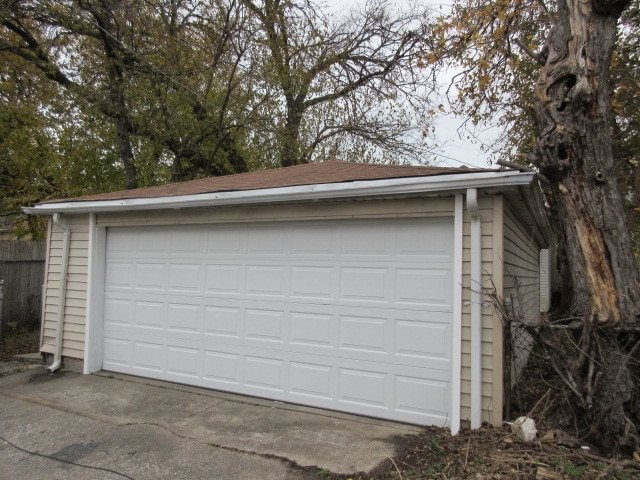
[1,0,436,231]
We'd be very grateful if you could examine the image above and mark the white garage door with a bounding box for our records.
[102,218,454,425]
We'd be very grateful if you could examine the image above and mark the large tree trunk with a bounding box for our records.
[91,1,138,190]
[280,101,306,167]
[532,0,640,323]
[529,0,640,454]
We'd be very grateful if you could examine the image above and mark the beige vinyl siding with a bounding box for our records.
[95,197,456,226]
[41,214,90,359]
[503,203,541,383]
[460,195,502,426]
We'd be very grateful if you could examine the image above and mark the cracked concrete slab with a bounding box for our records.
[0,395,299,480]
[0,368,423,478]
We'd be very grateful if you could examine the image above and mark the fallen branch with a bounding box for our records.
[579,450,640,470]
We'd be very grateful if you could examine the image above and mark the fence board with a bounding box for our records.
[0,241,45,334]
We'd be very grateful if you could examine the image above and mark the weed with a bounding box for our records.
[425,437,441,449]
[614,470,637,480]
[552,459,587,477]
[565,463,587,477]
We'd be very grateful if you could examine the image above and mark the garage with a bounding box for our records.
[101,217,454,425]
[26,160,552,431]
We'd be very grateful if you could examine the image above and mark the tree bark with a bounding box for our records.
[528,0,640,455]
[280,100,306,167]
[531,0,640,323]
[91,2,138,190]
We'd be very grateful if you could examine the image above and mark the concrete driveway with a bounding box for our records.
[0,364,423,479]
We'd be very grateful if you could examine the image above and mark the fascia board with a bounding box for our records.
[23,170,536,215]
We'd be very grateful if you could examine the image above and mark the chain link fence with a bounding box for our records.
[500,295,547,421]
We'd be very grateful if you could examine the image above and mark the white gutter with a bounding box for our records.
[467,188,482,429]
[23,171,536,215]
[48,213,70,372]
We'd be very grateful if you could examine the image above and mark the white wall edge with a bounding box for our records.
[84,214,107,374]
[467,188,483,429]
[450,194,464,435]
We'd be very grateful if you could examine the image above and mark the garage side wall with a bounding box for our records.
[41,214,90,359]
[503,204,541,384]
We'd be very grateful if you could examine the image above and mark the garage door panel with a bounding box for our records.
[103,323,452,376]
[168,264,202,291]
[339,315,386,353]
[341,223,394,257]
[395,375,450,416]
[171,230,205,254]
[205,265,243,294]
[395,320,449,361]
[290,361,333,399]
[204,306,241,337]
[104,298,131,325]
[247,227,286,255]
[245,355,286,392]
[105,262,134,288]
[134,301,165,329]
[166,345,201,379]
[103,300,452,369]
[103,337,130,367]
[136,229,170,252]
[339,368,387,408]
[245,308,285,342]
[167,303,201,332]
[290,266,335,299]
[291,225,335,255]
[339,267,387,303]
[395,268,452,307]
[107,264,453,312]
[289,311,333,347]
[103,218,454,425]
[245,265,286,296]
[134,263,166,290]
[133,341,164,372]
[203,351,241,385]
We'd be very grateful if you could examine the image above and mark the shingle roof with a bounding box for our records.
[41,160,493,204]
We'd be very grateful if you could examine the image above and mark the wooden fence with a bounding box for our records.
[0,241,45,335]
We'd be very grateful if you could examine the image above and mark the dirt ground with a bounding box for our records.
[0,328,39,361]
[1,329,639,479]
[315,424,640,479]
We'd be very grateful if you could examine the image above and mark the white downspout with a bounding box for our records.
[466,188,482,429]
[450,195,464,435]
[48,213,70,372]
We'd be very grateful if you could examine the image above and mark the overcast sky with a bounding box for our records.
[324,0,499,169]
